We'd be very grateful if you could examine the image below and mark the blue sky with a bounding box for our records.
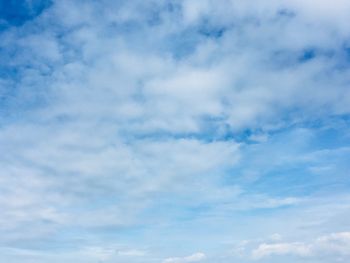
[0,0,350,262]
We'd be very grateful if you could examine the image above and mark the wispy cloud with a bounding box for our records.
[251,232,350,261]
[163,252,206,263]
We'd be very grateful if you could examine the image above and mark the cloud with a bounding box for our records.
[1,0,350,262]
[2,0,350,132]
[117,249,146,257]
[315,232,350,256]
[163,252,206,263]
[252,242,311,259]
[251,232,350,261]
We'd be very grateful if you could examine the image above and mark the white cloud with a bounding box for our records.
[251,232,350,261]
[117,249,146,257]
[252,242,311,259]
[315,232,350,256]
[1,0,350,262]
[163,252,206,263]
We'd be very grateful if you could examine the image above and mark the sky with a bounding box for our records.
[0,0,350,262]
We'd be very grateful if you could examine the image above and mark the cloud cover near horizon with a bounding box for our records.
[0,0,350,262]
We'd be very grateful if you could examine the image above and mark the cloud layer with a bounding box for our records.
[0,0,350,262]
